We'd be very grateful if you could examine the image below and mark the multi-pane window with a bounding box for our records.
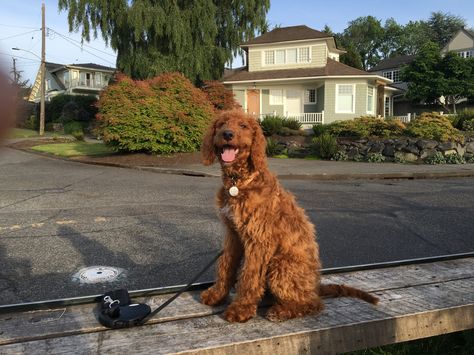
[264,50,274,65]
[269,89,283,105]
[383,70,401,83]
[305,89,316,104]
[299,47,310,62]
[263,47,311,66]
[367,86,374,113]
[457,50,473,58]
[384,96,391,117]
[336,84,355,113]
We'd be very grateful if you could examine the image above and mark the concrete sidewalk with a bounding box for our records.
[139,158,474,180]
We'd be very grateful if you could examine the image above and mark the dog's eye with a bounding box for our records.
[240,124,247,129]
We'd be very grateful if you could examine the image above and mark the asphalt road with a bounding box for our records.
[1,148,473,305]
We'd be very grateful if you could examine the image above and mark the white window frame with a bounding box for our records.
[304,88,317,104]
[384,96,391,117]
[335,84,356,114]
[269,89,283,105]
[262,46,312,67]
[382,71,393,80]
[367,85,374,114]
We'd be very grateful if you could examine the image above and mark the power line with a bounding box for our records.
[0,29,40,41]
[0,52,40,62]
[0,23,39,30]
[48,28,116,58]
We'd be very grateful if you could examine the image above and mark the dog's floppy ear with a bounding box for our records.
[201,119,217,165]
[249,117,267,171]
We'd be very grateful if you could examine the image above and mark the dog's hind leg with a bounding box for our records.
[266,255,324,322]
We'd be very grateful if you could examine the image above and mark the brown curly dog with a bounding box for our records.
[201,109,378,322]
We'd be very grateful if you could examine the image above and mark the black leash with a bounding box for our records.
[138,250,223,324]
[98,250,223,329]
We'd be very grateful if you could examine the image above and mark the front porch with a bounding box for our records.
[257,111,325,125]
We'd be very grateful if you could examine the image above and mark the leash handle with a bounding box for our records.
[139,250,223,324]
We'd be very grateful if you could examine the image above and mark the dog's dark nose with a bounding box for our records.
[223,130,234,141]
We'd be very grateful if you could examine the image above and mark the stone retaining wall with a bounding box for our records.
[337,137,474,162]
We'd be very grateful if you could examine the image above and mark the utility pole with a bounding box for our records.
[39,1,46,136]
[12,58,19,84]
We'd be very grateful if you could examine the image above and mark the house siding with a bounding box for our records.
[233,89,246,109]
[323,79,371,123]
[444,31,474,52]
[247,40,329,72]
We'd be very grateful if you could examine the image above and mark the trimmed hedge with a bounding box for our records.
[324,116,406,138]
[96,73,215,154]
[46,94,97,125]
[405,112,464,142]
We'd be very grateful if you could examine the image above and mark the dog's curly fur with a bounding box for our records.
[201,109,378,322]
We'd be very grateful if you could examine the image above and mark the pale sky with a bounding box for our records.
[0,0,472,83]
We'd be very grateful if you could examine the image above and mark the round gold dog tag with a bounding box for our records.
[229,186,239,197]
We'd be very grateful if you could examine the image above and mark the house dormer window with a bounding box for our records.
[383,69,400,83]
[263,46,311,66]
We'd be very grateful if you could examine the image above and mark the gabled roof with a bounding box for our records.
[46,62,116,72]
[223,58,387,83]
[368,55,415,72]
[242,25,329,46]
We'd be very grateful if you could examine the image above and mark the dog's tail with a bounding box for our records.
[319,284,379,305]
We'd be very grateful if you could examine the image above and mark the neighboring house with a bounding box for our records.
[368,55,415,116]
[223,25,394,126]
[441,28,474,58]
[28,62,116,103]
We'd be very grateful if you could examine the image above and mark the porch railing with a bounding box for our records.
[389,113,415,123]
[258,111,324,124]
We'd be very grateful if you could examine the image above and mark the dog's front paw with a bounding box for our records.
[224,303,257,323]
[200,286,227,306]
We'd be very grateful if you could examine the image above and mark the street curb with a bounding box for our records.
[7,146,474,181]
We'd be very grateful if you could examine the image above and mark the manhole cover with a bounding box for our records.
[72,266,125,284]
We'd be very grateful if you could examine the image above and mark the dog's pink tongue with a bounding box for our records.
[221,148,238,162]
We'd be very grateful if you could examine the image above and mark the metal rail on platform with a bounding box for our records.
[1,251,473,314]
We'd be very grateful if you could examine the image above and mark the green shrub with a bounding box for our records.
[327,116,406,138]
[406,112,464,142]
[24,115,37,130]
[312,123,332,137]
[453,109,474,130]
[445,153,465,164]
[332,150,348,161]
[425,151,446,164]
[96,73,214,154]
[312,133,338,159]
[260,115,285,136]
[64,121,84,141]
[265,137,281,156]
[466,155,474,163]
[462,120,474,131]
[46,94,97,126]
[395,154,406,163]
[366,152,385,163]
[282,118,302,130]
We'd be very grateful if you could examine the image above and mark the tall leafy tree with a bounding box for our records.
[379,18,406,59]
[427,11,466,48]
[403,42,474,113]
[58,0,269,82]
[342,16,384,70]
[402,20,433,55]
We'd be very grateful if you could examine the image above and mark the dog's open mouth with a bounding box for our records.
[220,145,239,163]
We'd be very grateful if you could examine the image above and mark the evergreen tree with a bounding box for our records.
[428,11,466,48]
[58,0,269,82]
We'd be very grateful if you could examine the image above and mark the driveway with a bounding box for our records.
[1,148,473,304]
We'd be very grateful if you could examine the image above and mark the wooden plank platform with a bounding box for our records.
[1,257,473,354]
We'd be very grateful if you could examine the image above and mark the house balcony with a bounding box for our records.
[67,79,107,91]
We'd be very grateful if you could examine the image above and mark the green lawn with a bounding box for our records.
[10,128,42,138]
[31,142,114,157]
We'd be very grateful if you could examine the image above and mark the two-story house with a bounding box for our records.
[28,62,116,103]
[223,25,394,126]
